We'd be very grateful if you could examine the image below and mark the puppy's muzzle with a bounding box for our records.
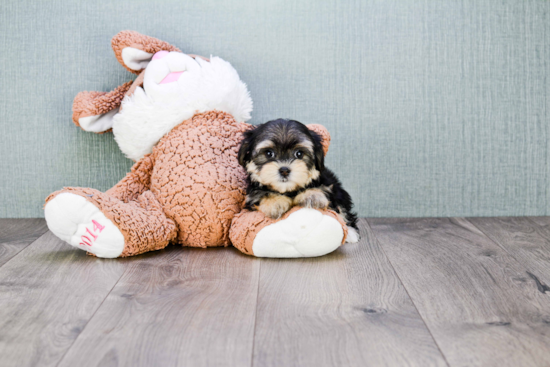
[279,167,291,178]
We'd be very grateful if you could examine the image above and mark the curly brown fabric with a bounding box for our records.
[229,207,348,256]
[123,71,145,102]
[111,30,181,74]
[106,153,155,202]
[72,81,133,129]
[45,187,178,257]
[150,111,249,248]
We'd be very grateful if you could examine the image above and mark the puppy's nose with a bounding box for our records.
[279,167,291,177]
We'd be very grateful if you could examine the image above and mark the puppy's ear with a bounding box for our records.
[309,130,326,172]
[307,124,331,156]
[238,128,256,167]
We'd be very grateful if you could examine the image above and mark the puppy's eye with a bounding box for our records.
[265,150,275,159]
[294,150,304,159]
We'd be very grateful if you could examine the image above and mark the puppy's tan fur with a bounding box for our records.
[248,160,320,194]
[257,194,293,219]
[294,188,329,210]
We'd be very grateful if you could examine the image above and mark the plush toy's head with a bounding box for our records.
[72,31,253,161]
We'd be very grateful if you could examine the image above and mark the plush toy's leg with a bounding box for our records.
[229,207,349,258]
[45,188,177,258]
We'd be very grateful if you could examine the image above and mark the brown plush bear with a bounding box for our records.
[44,31,348,258]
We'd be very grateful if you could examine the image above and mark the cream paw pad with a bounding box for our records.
[44,193,125,258]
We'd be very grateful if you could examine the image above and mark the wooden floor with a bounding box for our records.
[1,218,550,367]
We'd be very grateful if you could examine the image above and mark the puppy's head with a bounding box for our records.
[238,119,325,193]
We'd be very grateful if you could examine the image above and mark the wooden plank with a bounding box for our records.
[57,246,260,367]
[0,218,48,267]
[252,219,448,367]
[468,217,550,286]
[528,216,550,230]
[368,218,550,367]
[0,231,128,367]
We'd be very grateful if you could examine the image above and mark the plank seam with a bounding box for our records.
[54,261,131,367]
[250,260,261,367]
[464,218,520,259]
[525,216,550,237]
[466,217,550,291]
[364,218,452,367]
[0,226,50,269]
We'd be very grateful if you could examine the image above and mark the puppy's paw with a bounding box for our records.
[346,227,360,243]
[294,189,329,210]
[258,194,293,219]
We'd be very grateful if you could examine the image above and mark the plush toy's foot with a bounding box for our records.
[45,193,125,258]
[230,207,349,258]
[253,208,344,257]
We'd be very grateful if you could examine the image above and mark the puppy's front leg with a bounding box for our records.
[257,194,293,219]
[294,188,329,210]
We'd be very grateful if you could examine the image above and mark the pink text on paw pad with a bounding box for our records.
[79,220,105,247]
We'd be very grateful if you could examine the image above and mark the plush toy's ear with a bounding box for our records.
[72,81,133,133]
[307,124,331,156]
[111,30,180,74]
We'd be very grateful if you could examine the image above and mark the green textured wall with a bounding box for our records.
[0,0,548,218]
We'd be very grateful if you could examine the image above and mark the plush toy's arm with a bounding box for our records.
[106,153,155,203]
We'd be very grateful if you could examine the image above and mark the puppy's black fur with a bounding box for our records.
[238,119,358,230]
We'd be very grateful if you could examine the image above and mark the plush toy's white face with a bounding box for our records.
[142,51,205,98]
[112,50,253,161]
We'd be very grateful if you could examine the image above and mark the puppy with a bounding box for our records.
[238,119,359,243]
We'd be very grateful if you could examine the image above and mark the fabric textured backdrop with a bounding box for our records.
[1,0,548,218]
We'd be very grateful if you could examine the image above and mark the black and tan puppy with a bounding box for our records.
[238,119,359,243]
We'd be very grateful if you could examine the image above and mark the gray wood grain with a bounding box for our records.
[252,219,448,367]
[0,231,128,367]
[0,218,48,267]
[57,246,260,367]
[368,218,550,367]
[528,216,550,230]
[468,217,550,287]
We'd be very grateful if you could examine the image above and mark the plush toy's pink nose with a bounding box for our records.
[153,51,169,60]
[160,71,184,84]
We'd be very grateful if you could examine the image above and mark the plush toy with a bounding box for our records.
[44,31,349,258]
